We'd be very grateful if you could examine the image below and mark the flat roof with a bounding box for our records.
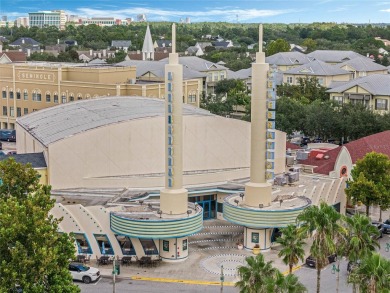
[17,96,213,147]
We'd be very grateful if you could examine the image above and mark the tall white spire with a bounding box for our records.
[142,24,154,60]
[243,24,272,208]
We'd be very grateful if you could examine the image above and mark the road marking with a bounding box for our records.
[282,264,303,275]
[131,276,236,286]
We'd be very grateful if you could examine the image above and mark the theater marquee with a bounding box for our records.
[17,71,56,82]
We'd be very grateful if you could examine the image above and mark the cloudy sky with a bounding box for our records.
[1,0,390,23]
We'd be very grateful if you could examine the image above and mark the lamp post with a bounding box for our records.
[220,265,224,293]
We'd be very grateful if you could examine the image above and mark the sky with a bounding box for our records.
[1,0,390,24]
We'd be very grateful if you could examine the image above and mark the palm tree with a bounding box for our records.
[345,213,380,262]
[235,254,277,293]
[276,224,306,274]
[265,271,307,293]
[297,202,343,293]
[348,253,390,292]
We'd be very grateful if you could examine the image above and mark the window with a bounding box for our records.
[168,125,173,135]
[220,72,225,80]
[16,92,21,99]
[24,90,28,100]
[163,240,169,252]
[168,115,173,124]
[188,92,196,103]
[286,76,293,84]
[10,107,14,117]
[168,104,172,113]
[317,78,324,86]
[61,94,66,103]
[333,96,343,105]
[46,93,51,102]
[168,178,173,188]
[9,91,14,99]
[16,107,21,117]
[375,99,388,110]
[24,108,28,115]
[36,92,41,101]
[359,71,367,77]
[168,167,173,176]
[207,73,212,82]
[2,91,6,99]
[213,72,218,81]
[54,94,58,103]
[168,136,173,145]
[69,95,74,102]
[168,157,173,166]
[183,239,188,251]
[2,106,7,116]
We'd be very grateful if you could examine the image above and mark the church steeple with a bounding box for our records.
[142,24,154,60]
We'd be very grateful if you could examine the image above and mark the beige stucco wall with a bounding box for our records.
[329,146,353,179]
[17,113,287,190]
[283,73,351,87]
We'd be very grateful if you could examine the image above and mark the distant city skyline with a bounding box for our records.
[1,0,390,23]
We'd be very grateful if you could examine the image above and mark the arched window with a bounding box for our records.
[53,92,58,103]
[77,93,83,100]
[45,91,51,103]
[23,89,28,100]
[32,89,41,101]
[16,89,21,100]
[69,92,74,102]
[61,93,67,104]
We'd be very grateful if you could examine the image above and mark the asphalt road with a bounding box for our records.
[77,277,238,293]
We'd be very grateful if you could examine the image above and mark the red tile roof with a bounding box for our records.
[286,141,301,150]
[0,51,26,62]
[299,130,390,175]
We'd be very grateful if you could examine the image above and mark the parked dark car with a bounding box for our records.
[383,219,390,234]
[0,129,16,142]
[300,137,311,146]
[313,137,323,143]
[305,254,337,268]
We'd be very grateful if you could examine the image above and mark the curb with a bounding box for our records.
[282,264,303,275]
[100,274,235,286]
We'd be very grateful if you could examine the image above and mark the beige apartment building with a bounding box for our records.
[0,63,202,129]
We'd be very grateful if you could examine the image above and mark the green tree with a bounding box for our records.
[348,253,390,293]
[276,224,306,274]
[302,38,317,52]
[347,152,390,219]
[266,39,290,56]
[265,271,307,293]
[343,213,380,293]
[297,202,343,293]
[235,254,277,293]
[0,158,79,292]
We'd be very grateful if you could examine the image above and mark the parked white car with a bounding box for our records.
[69,262,100,284]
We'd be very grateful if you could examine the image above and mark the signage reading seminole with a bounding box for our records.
[18,71,55,82]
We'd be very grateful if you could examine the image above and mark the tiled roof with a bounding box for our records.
[118,60,205,79]
[307,50,365,63]
[326,74,390,95]
[265,52,310,66]
[284,60,350,76]
[159,56,228,72]
[227,68,251,79]
[17,96,213,147]
[300,131,390,175]
[286,142,301,150]
[9,37,41,47]
[111,40,132,48]
[0,152,47,168]
[336,56,388,72]
[0,51,26,62]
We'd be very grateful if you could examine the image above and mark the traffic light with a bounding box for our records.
[115,263,120,275]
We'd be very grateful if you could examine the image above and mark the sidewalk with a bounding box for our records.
[95,243,309,286]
